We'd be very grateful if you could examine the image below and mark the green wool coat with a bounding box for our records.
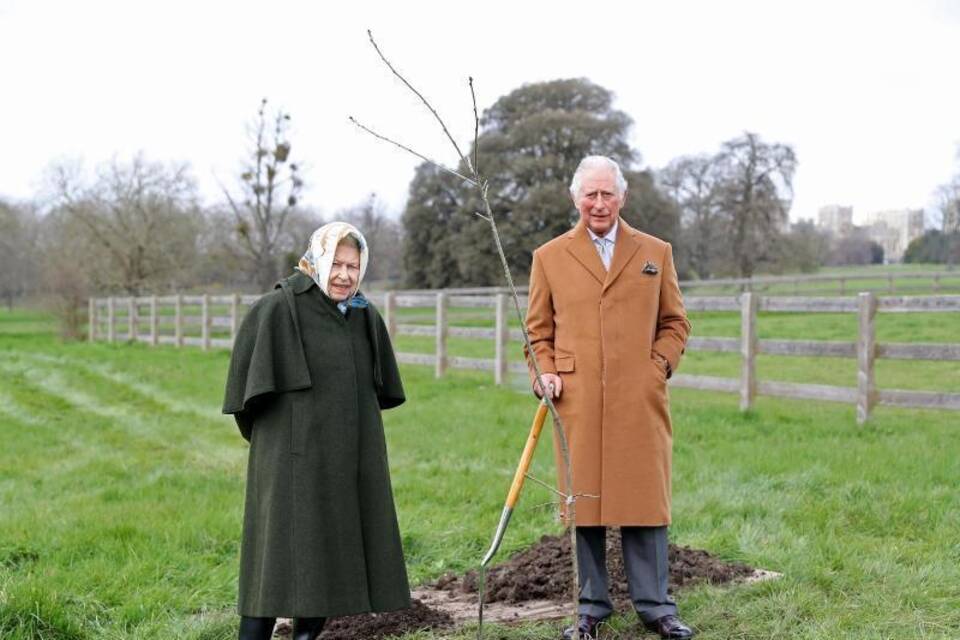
[222,271,409,618]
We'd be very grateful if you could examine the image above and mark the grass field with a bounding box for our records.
[1,307,959,639]
[677,263,960,297]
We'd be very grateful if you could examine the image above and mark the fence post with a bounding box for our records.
[150,296,158,346]
[88,298,96,342]
[933,273,941,293]
[384,291,397,339]
[435,292,447,378]
[127,297,136,342]
[175,294,183,348]
[107,297,116,343]
[495,293,508,385]
[230,294,240,346]
[740,292,758,412]
[201,294,211,351]
[839,278,846,296]
[857,292,877,425]
[887,273,894,294]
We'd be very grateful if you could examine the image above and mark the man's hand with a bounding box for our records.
[653,352,672,378]
[533,373,563,399]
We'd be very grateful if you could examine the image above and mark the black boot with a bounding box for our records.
[292,617,326,640]
[238,616,276,640]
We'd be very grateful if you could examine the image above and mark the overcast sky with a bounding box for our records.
[2,0,959,225]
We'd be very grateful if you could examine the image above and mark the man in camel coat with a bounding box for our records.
[525,156,693,639]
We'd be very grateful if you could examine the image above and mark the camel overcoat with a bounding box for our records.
[525,219,690,526]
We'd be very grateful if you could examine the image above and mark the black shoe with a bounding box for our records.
[292,617,326,640]
[562,614,604,639]
[238,616,276,640]
[643,614,694,639]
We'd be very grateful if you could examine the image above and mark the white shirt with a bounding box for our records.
[587,219,619,270]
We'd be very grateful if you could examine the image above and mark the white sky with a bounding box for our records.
[1,0,959,225]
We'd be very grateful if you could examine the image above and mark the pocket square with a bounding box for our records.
[642,261,659,275]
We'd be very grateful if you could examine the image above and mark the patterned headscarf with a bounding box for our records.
[297,222,369,301]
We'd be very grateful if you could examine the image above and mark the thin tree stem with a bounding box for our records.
[470,76,480,175]
[357,38,582,638]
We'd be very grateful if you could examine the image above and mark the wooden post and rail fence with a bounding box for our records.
[89,275,960,424]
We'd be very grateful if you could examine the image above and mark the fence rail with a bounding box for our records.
[89,289,960,423]
[377,269,960,297]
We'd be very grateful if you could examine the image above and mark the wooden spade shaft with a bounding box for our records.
[481,400,549,567]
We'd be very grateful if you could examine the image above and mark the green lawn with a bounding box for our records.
[1,308,959,639]
[679,264,960,297]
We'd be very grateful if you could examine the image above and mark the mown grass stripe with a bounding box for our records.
[0,358,240,472]
[9,350,228,424]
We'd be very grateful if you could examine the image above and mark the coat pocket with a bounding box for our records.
[555,354,575,373]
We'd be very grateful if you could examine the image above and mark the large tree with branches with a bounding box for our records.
[401,78,677,287]
[714,132,797,278]
[48,154,201,295]
[659,154,724,279]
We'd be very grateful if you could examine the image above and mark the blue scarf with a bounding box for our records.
[337,291,369,315]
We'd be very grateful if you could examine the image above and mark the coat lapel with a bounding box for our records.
[565,221,607,286]
[602,219,642,294]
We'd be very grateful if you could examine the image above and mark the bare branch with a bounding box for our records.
[349,116,478,186]
[470,76,480,176]
[524,473,568,500]
[216,176,259,257]
[367,29,474,175]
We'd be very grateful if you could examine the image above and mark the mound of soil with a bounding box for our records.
[320,599,454,639]
[276,530,754,638]
[434,529,754,605]
[276,599,453,640]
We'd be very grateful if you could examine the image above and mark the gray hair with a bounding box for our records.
[569,156,628,198]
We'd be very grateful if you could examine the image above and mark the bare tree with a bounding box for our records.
[659,154,723,278]
[221,98,304,291]
[47,154,202,296]
[36,208,99,338]
[714,132,797,278]
[0,200,39,309]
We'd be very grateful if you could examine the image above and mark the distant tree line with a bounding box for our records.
[402,78,837,286]
[904,152,960,266]
[5,84,958,337]
[0,100,403,336]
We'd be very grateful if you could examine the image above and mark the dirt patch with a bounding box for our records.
[274,599,453,639]
[320,599,454,640]
[275,530,758,637]
[433,529,755,605]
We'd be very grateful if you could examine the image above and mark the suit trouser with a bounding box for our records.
[576,525,677,623]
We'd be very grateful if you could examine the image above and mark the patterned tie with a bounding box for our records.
[595,237,613,270]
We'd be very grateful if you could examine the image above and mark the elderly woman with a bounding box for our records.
[222,222,409,640]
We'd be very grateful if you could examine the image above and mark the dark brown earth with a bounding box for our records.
[319,599,454,639]
[281,530,754,638]
[434,529,755,605]
[275,599,454,639]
